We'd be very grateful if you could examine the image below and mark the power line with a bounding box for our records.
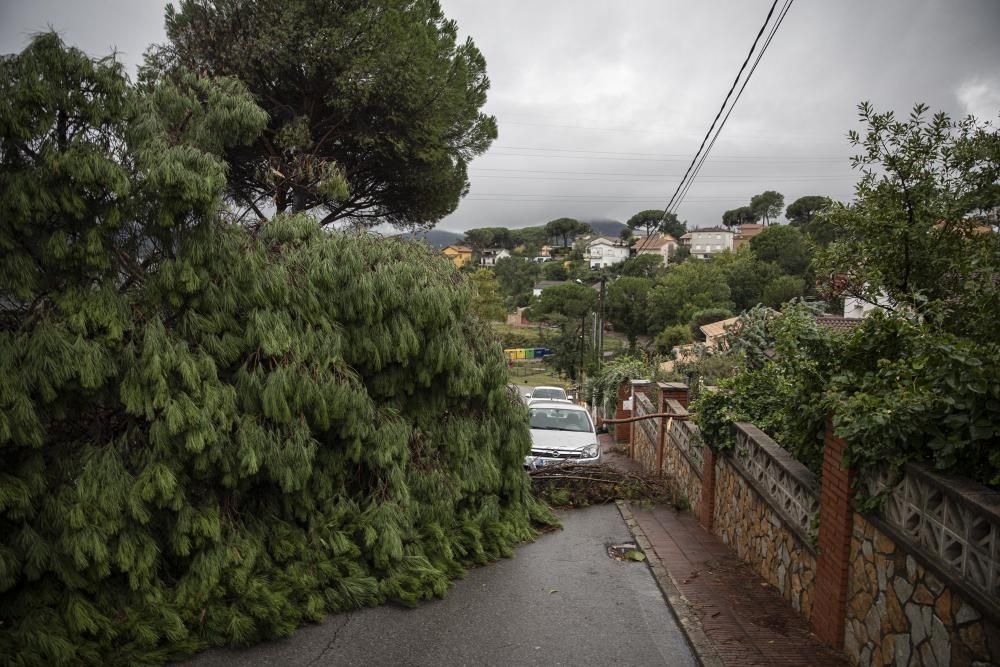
[661,0,784,216]
[492,145,845,160]
[496,120,846,144]
[611,0,794,275]
[469,174,853,183]
[672,0,796,212]
[486,150,844,163]
[471,167,849,177]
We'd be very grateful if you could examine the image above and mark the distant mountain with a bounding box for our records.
[584,219,627,238]
[394,229,464,249]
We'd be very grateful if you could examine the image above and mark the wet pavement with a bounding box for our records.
[182,505,695,666]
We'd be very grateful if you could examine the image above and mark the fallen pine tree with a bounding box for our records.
[0,36,554,666]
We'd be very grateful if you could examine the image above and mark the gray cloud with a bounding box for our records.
[3,0,997,232]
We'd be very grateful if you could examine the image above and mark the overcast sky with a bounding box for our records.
[2,0,998,232]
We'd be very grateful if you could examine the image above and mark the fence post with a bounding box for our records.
[658,381,689,409]
[614,380,632,444]
[811,416,855,648]
[629,380,654,459]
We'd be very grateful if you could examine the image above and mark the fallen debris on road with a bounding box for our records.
[529,463,678,508]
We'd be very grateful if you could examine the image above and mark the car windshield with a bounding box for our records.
[529,408,592,433]
[531,388,566,400]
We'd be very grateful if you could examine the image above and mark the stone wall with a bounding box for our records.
[632,392,658,472]
[660,400,703,513]
[621,384,1000,664]
[713,451,817,619]
[845,514,999,666]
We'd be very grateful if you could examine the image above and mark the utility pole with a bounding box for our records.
[597,276,606,369]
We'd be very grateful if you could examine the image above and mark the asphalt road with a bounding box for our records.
[183,505,695,666]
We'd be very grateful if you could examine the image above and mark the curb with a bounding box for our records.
[616,500,725,667]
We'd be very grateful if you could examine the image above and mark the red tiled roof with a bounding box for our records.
[815,316,863,331]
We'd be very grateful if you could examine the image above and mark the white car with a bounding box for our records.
[524,401,601,468]
[523,386,570,405]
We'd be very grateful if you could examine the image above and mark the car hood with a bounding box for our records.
[529,428,596,452]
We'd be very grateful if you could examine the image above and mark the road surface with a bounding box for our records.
[183,505,695,666]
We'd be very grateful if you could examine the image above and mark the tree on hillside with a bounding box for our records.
[526,283,598,381]
[626,209,685,239]
[617,253,663,279]
[606,277,654,349]
[493,255,539,306]
[786,195,833,227]
[786,195,836,245]
[541,260,568,281]
[517,226,551,255]
[725,255,782,311]
[721,205,757,228]
[147,0,497,229]
[545,217,591,247]
[818,102,1000,341]
[464,227,514,251]
[469,269,507,320]
[749,224,810,276]
[761,275,806,308]
[750,190,785,225]
[647,260,733,331]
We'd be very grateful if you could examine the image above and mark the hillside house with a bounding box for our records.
[732,223,766,251]
[442,245,473,268]
[679,227,734,259]
[586,236,629,269]
[631,233,678,266]
[479,248,510,267]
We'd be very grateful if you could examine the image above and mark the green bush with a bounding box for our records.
[654,325,693,353]
[0,36,552,665]
[694,304,1000,488]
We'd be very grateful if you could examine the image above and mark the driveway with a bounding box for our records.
[183,505,695,666]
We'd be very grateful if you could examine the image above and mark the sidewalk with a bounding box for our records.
[601,434,848,667]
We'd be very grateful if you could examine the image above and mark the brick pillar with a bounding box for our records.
[698,448,717,530]
[631,380,655,403]
[629,380,653,459]
[614,381,631,443]
[657,382,689,409]
[811,418,855,648]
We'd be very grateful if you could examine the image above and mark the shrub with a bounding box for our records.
[654,325,693,353]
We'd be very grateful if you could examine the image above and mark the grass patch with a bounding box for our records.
[508,363,567,388]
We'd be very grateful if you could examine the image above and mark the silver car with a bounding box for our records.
[524,401,601,467]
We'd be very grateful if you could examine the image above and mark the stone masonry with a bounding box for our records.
[714,456,817,619]
[845,514,999,666]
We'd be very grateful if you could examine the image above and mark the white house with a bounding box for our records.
[843,291,893,319]
[679,227,734,259]
[631,233,678,266]
[586,236,629,269]
[480,248,510,267]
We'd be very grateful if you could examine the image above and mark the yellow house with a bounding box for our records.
[442,245,473,268]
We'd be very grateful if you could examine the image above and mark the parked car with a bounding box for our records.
[524,401,601,468]
[524,385,569,404]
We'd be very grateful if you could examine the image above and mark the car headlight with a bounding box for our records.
[581,443,599,459]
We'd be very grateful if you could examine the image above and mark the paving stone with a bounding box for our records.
[602,442,848,667]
